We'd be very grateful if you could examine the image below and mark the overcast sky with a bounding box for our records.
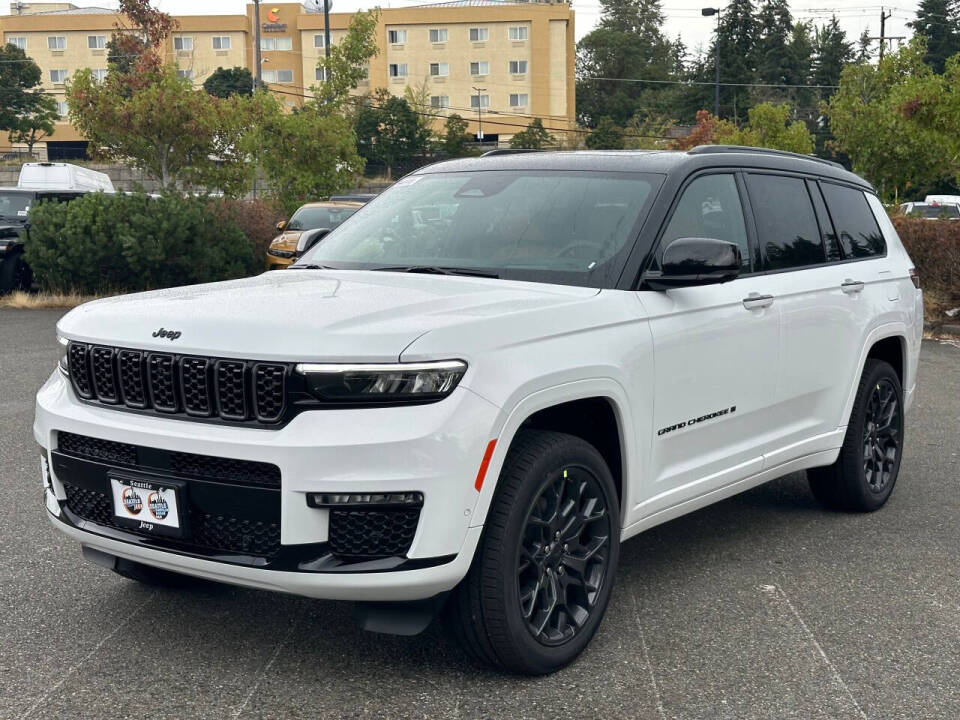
[61,0,919,61]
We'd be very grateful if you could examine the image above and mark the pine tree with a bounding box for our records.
[714,0,758,119]
[908,0,960,73]
[756,0,794,87]
[786,22,815,110]
[811,16,853,101]
[856,27,873,64]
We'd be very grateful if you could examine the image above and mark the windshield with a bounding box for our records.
[287,206,358,231]
[299,170,662,287]
[0,192,33,221]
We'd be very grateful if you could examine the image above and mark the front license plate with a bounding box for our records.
[110,473,185,538]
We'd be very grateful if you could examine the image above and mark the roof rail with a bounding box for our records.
[481,148,544,157]
[687,145,845,170]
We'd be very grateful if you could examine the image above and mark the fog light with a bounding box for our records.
[306,491,424,509]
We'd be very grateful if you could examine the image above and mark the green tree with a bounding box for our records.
[203,66,253,98]
[714,102,814,153]
[585,116,625,149]
[908,0,960,74]
[313,10,380,106]
[509,118,555,149]
[755,0,794,91]
[824,39,952,199]
[7,93,58,154]
[811,16,853,101]
[68,64,256,193]
[714,0,759,119]
[442,113,473,157]
[106,0,177,89]
[786,22,815,108]
[576,0,675,126]
[0,43,45,133]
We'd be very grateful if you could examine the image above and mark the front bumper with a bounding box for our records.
[35,370,499,600]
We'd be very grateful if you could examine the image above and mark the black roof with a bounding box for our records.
[416,146,873,191]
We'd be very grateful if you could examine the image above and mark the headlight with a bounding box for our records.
[57,335,69,374]
[295,360,466,404]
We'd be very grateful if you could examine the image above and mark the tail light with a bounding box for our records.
[909,267,920,289]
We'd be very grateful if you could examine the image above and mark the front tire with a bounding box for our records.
[447,430,620,674]
[808,359,904,512]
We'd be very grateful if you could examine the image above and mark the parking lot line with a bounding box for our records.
[232,606,307,719]
[760,584,867,720]
[631,589,667,720]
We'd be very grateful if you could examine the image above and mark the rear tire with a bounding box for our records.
[446,430,620,674]
[808,359,904,512]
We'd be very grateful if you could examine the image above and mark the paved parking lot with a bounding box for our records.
[1,308,958,719]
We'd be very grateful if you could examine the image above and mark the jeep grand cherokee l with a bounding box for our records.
[35,147,922,674]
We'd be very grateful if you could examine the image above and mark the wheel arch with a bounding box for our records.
[840,324,909,429]
[472,379,635,531]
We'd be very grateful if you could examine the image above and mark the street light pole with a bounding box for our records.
[473,86,486,143]
[701,7,721,117]
[253,0,263,91]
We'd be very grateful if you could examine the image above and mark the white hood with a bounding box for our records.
[57,270,599,362]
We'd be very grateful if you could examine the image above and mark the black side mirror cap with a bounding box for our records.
[295,227,332,257]
[644,237,741,290]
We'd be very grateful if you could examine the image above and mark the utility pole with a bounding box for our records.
[253,0,263,90]
[701,7,721,117]
[866,8,904,61]
[323,0,331,61]
[473,86,486,143]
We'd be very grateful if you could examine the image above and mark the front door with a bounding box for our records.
[633,172,781,522]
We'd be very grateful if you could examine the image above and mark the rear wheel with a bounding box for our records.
[809,359,904,512]
[447,430,620,674]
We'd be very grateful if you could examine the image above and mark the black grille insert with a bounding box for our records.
[58,432,137,466]
[329,508,421,558]
[68,342,289,426]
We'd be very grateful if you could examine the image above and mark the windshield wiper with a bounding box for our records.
[371,265,499,279]
[287,263,337,270]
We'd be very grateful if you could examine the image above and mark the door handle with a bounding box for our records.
[742,293,774,310]
[841,279,865,294]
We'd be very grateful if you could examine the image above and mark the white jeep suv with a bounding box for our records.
[35,147,923,674]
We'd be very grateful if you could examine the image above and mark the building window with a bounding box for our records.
[388,29,407,44]
[173,36,193,51]
[509,26,528,41]
[260,36,292,51]
[212,36,231,50]
[87,35,106,49]
[430,95,450,108]
[429,28,448,43]
[470,94,490,109]
[56,101,69,117]
[91,68,108,83]
[388,63,408,78]
[314,34,325,48]
[262,69,294,83]
[509,93,528,107]
[315,66,328,82]
[509,60,528,74]
[47,36,66,50]
[7,36,27,50]
[49,69,68,84]
[429,62,449,77]
[177,69,193,80]
[470,61,489,76]
[469,27,489,42]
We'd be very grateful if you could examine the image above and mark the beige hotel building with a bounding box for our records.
[1,0,576,159]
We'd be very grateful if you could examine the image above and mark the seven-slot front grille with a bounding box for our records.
[67,342,288,425]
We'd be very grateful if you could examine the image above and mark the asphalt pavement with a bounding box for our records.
[1,308,959,719]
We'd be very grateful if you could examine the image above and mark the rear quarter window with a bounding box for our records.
[820,183,886,258]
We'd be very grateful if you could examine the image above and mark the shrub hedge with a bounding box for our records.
[892,216,960,332]
[25,193,268,294]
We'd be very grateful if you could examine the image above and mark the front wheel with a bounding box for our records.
[446,430,620,674]
[808,359,904,512]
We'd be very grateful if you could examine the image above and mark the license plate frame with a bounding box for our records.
[109,471,187,539]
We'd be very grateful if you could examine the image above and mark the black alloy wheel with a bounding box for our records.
[517,466,612,646]
[862,378,901,494]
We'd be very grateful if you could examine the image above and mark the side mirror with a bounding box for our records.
[276,220,287,232]
[295,227,331,256]
[646,237,741,289]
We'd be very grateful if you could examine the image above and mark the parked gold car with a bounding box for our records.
[266,201,364,269]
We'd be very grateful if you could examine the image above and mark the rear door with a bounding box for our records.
[745,174,889,468]
[635,171,781,520]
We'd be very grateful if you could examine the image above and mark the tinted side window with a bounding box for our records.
[807,180,842,262]
[820,183,886,258]
[661,174,750,271]
[746,174,824,271]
